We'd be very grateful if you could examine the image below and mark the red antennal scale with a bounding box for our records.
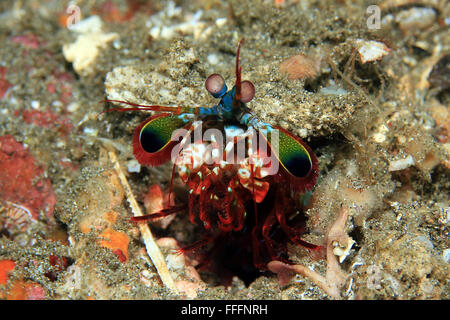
[233,39,244,107]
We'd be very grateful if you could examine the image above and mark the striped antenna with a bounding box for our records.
[233,39,244,108]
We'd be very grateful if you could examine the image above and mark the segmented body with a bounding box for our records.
[104,41,320,274]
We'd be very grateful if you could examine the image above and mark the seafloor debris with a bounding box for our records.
[155,237,206,298]
[0,67,11,99]
[428,54,450,92]
[278,53,320,80]
[63,15,119,75]
[269,206,352,299]
[355,40,391,64]
[394,7,437,34]
[388,155,415,171]
[91,0,153,23]
[146,1,215,40]
[142,184,176,229]
[0,201,34,245]
[108,149,179,295]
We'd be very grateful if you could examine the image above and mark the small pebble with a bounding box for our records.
[207,53,219,65]
[443,249,450,263]
[356,39,391,64]
[395,8,436,33]
[30,100,40,109]
[67,102,79,112]
[388,155,415,171]
[83,127,98,136]
[127,159,141,173]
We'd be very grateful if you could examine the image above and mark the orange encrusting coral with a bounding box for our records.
[99,228,130,263]
[5,280,46,300]
[104,210,118,224]
[1,261,47,300]
[0,259,16,285]
[274,0,285,6]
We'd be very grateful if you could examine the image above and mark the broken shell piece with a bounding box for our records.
[372,124,389,143]
[127,159,141,173]
[279,54,320,80]
[156,237,206,298]
[333,237,356,263]
[63,15,119,74]
[147,2,209,40]
[355,40,391,64]
[379,0,440,10]
[395,7,437,33]
[443,249,450,263]
[388,155,415,171]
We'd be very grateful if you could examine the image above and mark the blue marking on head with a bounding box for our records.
[217,86,239,121]
[211,84,227,99]
[220,87,235,112]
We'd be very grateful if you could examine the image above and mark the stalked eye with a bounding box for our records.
[205,73,227,98]
[240,80,255,103]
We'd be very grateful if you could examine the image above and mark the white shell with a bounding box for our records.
[355,39,391,64]
[388,155,415,171]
